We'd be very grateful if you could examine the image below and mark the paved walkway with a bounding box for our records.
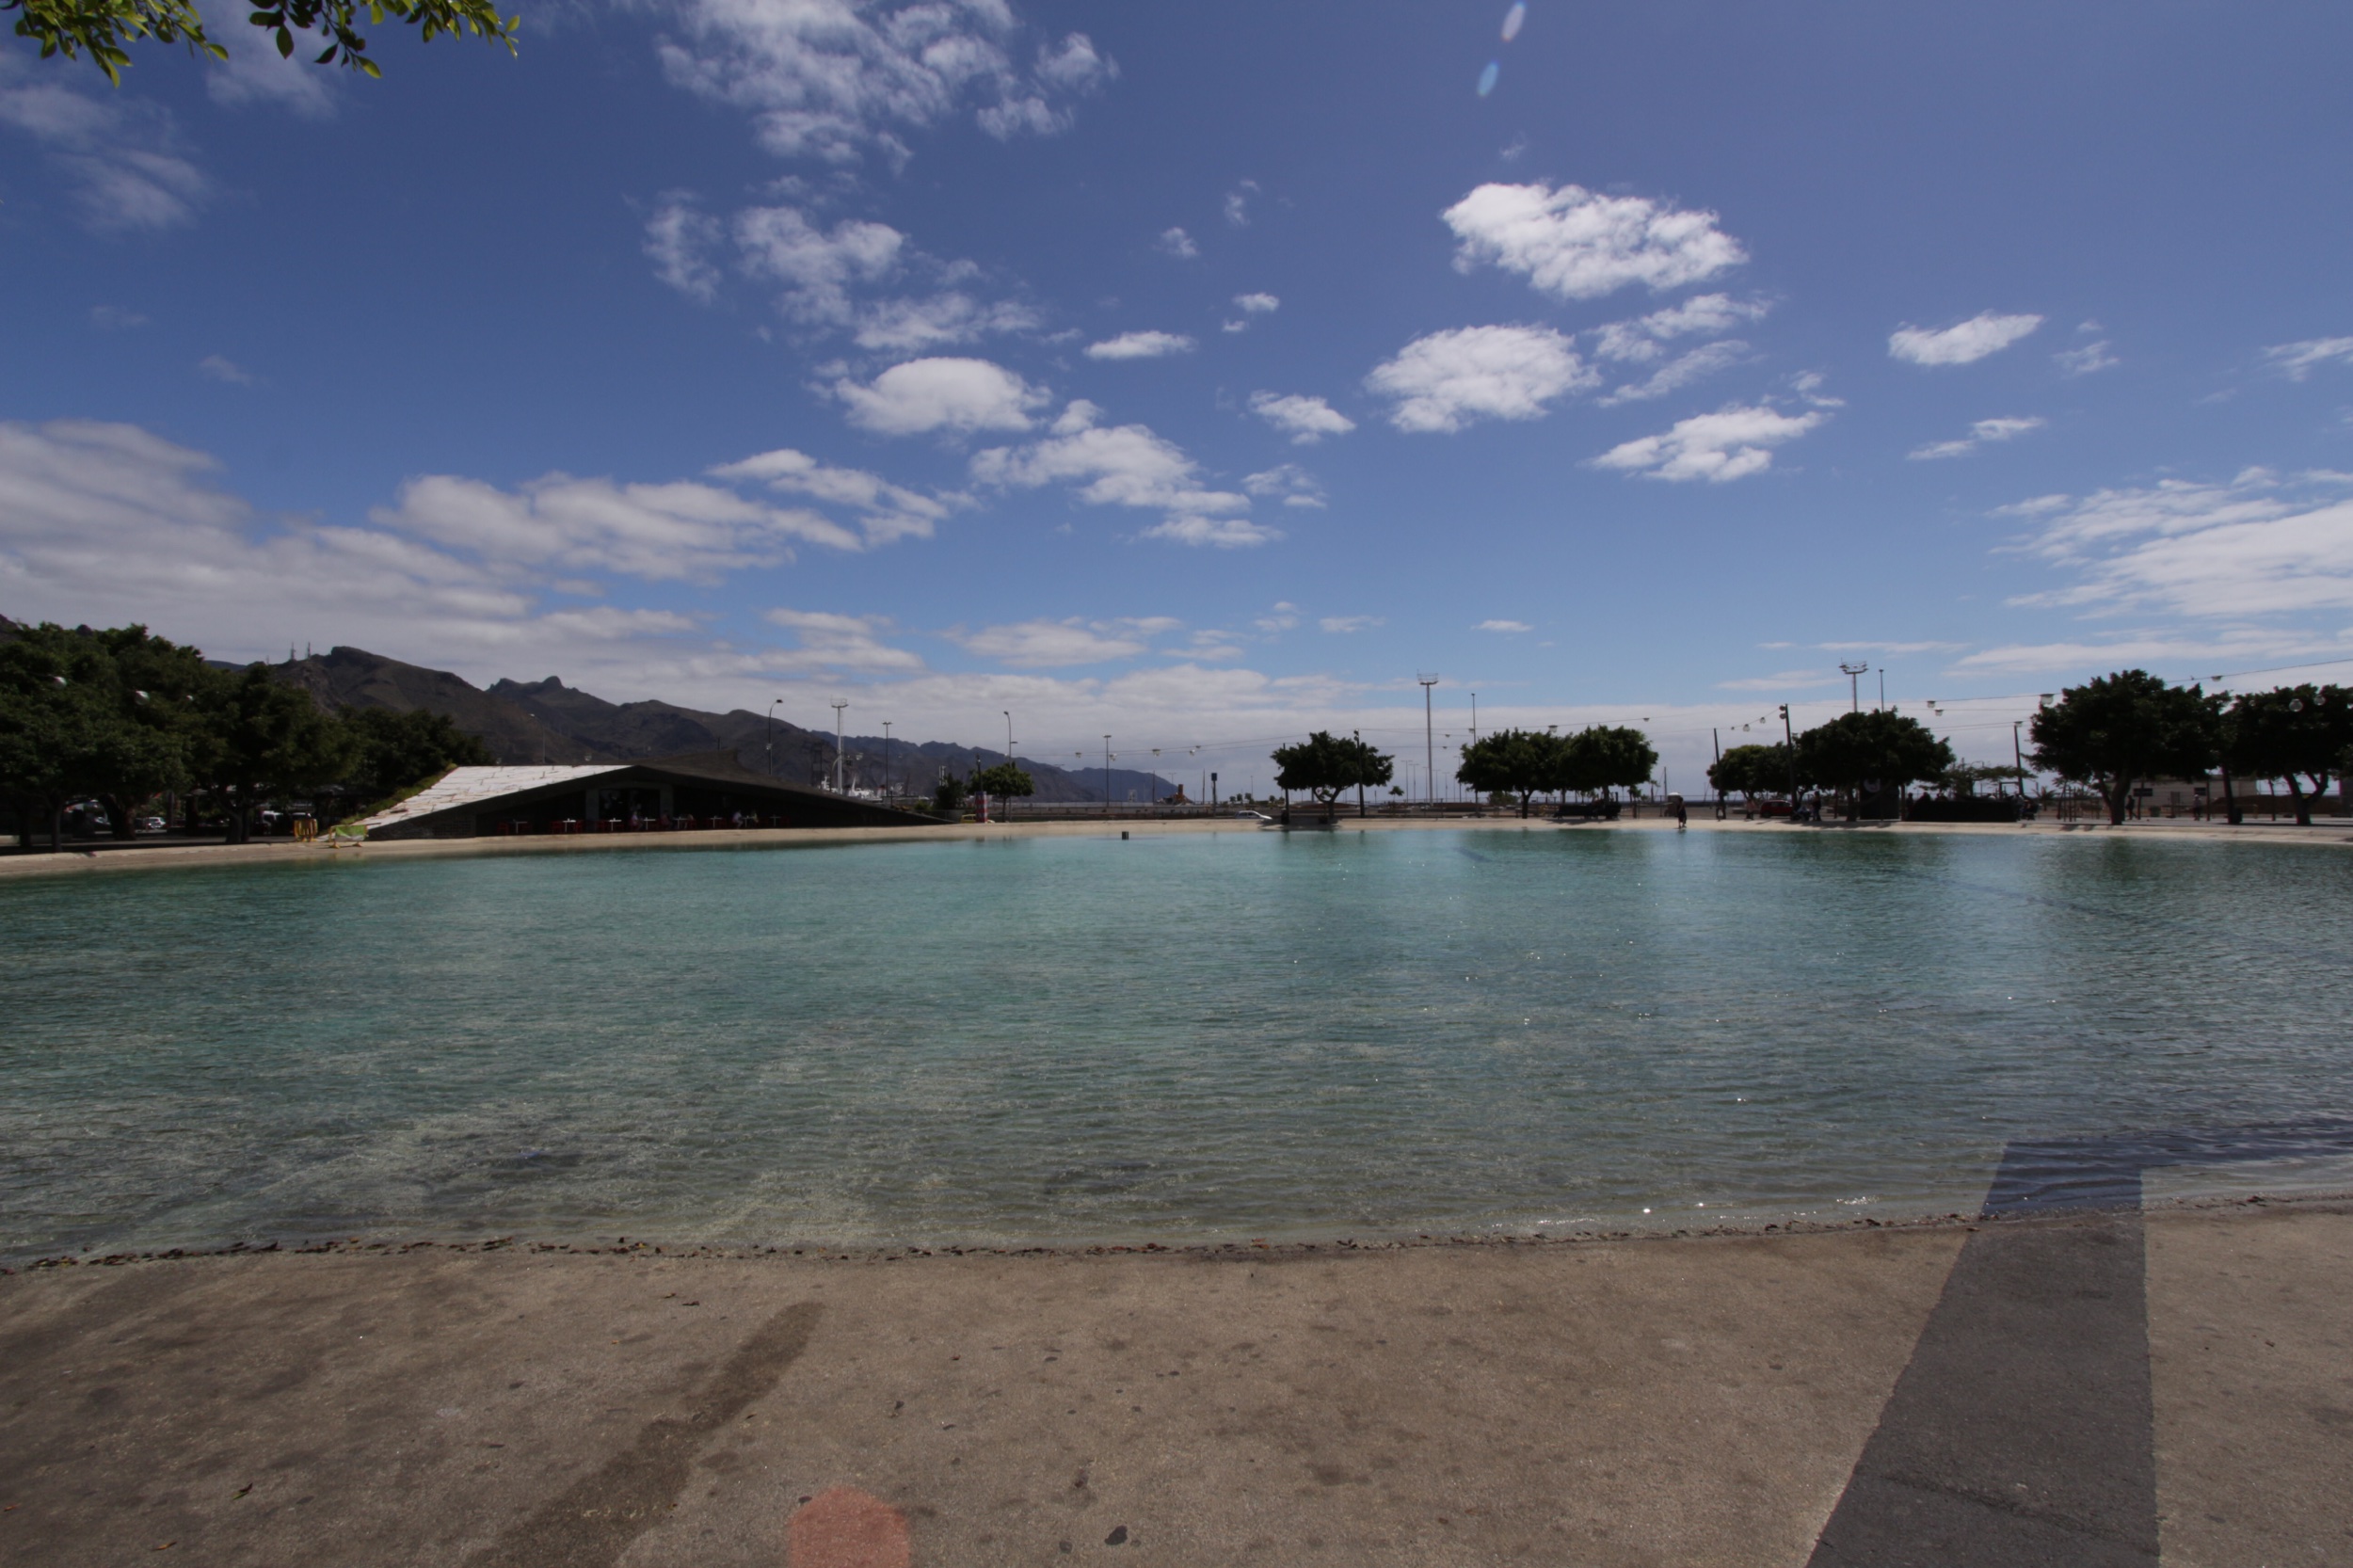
[3,811,2346,881]
[3,1200,2345,1566]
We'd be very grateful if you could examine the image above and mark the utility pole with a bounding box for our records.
[1470,692,1478,744]
[1712,727,1723,819]
[1418,673,1439,807]
[1840,662,1868,713]
[1877,667,1886,712]
[830,699,848,792]
[1781,703,1800,816]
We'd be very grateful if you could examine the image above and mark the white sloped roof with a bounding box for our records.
[362,765,621,831]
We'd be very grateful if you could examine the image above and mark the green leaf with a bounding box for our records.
[274,24,290,52]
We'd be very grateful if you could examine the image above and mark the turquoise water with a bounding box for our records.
[4,828,2349,1260]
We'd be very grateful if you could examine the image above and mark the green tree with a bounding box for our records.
[1455,728,1563,817]
[1561,725,1659,802]
[1795,710,1954,820]
[2029,670,2218,826]
[970,760,1035,817]
[88,624,214,838]
[195,665,355,842]
[1273,730,1391,822]
[8,0,516,84]
[0,621,202,850]
[931,770,968,817]
[341,706,491,810]
[2219,684,2352,826]
[0,630,99,852]
[1707,743,1799,802]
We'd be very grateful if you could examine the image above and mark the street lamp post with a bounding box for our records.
[830,699,848,792]
[1103,736,1112,817]
[1418,673,1439,807]
[882,721,893,801]
[1001,711,1015,821]
[765,698,784,777]
[1840,662,1868,713]
[1781,703,1800,817]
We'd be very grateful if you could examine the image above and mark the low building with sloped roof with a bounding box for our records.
[361,751,931,839]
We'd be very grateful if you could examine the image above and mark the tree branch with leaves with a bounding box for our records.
[8,0,515,84]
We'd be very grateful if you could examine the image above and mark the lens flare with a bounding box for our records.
[1501,2,1527,41]
[1477,60,1500,97]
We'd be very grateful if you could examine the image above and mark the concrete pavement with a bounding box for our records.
[3,1200,2345,1566]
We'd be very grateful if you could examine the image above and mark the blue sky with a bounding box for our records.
[5,1,2352,792]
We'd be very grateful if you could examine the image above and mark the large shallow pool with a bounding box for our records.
[4,827,2348,1260]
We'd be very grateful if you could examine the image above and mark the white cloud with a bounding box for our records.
[2055,341,2118,376]
[1442,181,1746,300]
[2262,337,2353,381]
[1084,329,1195,360]
[1888,312,2043,367]
[1593,404,1825,483]
[1242,463,1326,508]
[1591,293,1769,362]
[1596,341,1749,406]
[1476,619,1531,632]
[0,58,207,231]
[1717,668,1839,691]
[1156,226,1198,259]
[852,292,1039,352]
[655,2,1111,165]
[373,471,861,583]
[1234,292,1279,314]
[2002,469,2353,618]
[951,618,1145,666]
[648,196,1033,347]
[1815,640,1966,655]
[1247,392,1355,444]
[1321,616,1382,633]
[1909,415,2047,460]
[1257,602,1300,632]
[0,419,742,694]
[198,355,256,386]
[833,358,1047,436]
[198,0,335,117]
[732,203,905,323]
[1952,632,2353,678]
[763,609,924,672]
[645,199,726,303]
[1141,516,1280,549]
[971,400,1250,523]
[89,306,148,330]
[1366,325,1593,433]
[1224,180,1258,227]
[706,447,949,544]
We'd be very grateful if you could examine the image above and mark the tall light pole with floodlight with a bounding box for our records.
[1839,662,1868,713]
[1417,673,1439,806]
[765,698,784,777]
[830,699,848,792]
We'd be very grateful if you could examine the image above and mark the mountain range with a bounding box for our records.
[276,647,1173,803]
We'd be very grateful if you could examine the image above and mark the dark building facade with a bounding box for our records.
[363,751,934,839]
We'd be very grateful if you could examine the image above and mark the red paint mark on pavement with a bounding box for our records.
[789,1487,910,1568]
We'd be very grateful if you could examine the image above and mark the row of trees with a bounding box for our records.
[2030,670,2348,825]
[1454,726,1658,816]
[1,621,489,850]
[1709,709,1957,818]
[1705,671,2353,826]
[1266,725,1662,820]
